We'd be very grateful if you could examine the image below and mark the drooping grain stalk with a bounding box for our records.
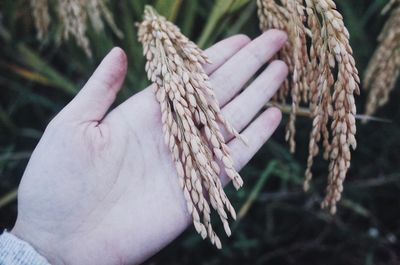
[285,0,310,154]
[30,0,50,40]
[258,0,360,214]
[364,1,400,117]
[57,0,91,57]
[257,0,310,153]
[313,0,359,214]
[138,6,245,248]
[30,0,122,57]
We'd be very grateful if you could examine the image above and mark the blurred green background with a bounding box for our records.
[1,0,399,264]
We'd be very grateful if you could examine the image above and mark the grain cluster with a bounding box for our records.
[364,0,400,117]
[30,0,122,57]
[138,6,245,248]
[258,0,360,214]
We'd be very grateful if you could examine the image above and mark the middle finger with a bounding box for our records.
[210,29,287,108]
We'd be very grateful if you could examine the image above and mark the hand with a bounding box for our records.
[11,30,288,265]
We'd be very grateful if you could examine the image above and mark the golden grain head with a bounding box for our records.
[364,2,400,118]
[257,0,360,214]
[30,0,122,57]
[138,5,244,248]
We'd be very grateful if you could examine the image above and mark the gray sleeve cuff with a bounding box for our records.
[0,231,50,265]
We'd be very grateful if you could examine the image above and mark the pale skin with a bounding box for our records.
[10,30,288,265]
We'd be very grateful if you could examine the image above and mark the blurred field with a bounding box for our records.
[0,0,399,264]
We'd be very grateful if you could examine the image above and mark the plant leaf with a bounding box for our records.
[155,0,183,22]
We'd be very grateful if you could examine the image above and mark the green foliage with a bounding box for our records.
[0,0,399,264]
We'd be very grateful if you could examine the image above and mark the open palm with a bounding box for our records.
[11,30,287,265]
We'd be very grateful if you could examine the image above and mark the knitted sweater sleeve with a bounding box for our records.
[0,231,50,265]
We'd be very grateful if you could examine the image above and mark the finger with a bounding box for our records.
[203,34,251,75]
[210,29,287,107]
[115,35,250,115]
[221,107,282,186]
[60,47,128,122]
[220,60,288,141]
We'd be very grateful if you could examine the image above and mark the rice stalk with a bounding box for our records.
[364,0,400,118]
[138,6,245,248]
[258,0,360,214]
[258,0,310,153]
[30,0,49,40]
[30,0,123,57]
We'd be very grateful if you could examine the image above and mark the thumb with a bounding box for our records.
[60,47,128,123]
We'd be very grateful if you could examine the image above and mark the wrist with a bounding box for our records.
[11,223,67,265]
